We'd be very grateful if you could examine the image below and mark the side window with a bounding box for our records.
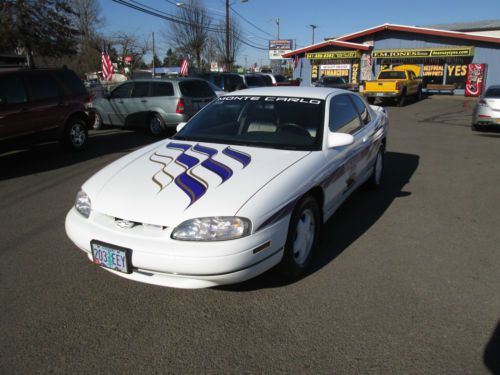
[351,95,371,125]
[0,74,27,104]
[152,82,174,97]
[111,83,133,99]
[54,70,86,95]
[329,94,362,134]
[132,82,149,97]
[179,80,214,98]
[28,73,60,101]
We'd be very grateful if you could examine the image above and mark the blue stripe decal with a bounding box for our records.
[222,146,251,168]
[193,144,233,184]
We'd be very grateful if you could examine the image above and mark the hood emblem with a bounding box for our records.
[115,219,136,229]
[149,142,251,208]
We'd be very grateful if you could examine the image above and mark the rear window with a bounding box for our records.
[179,80,214,98]
[245,76,265,86]
[152,82,174,97]
[0,74,27,104]
[54,70,86,96]
[274,75,287,83]
[378,71,407,79]
[259,75,273,86]
[485,88,500,98]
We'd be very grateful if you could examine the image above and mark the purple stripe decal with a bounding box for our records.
[193,144,233,183]
[222,147,251,168]
[166,142,207,207]
[255,199,297,232]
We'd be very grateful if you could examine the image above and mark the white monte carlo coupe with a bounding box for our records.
[65,87,388,289]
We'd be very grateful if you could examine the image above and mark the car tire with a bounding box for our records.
[93,110,103,130]
[416,87,423,101]
[278,195,321,279]
[148,112,165,136]
[62,117,88,151]
[367,97,375,104]
[366,147,384,189]
[397,91,406,107]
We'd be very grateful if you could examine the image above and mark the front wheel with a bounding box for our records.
[92,110,103,130]
[278,195,321,279]
[366,148,384,189]
[397,93,406,107]
[62,117,88,151]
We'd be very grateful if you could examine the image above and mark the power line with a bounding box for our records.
[229,5,275,39]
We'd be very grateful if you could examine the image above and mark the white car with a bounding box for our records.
[472,85,500,131]
[65,87,388,289]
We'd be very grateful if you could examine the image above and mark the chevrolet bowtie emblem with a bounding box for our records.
[115,219,136,229]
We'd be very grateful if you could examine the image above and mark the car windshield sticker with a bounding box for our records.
[150,142,251,208]
[218,96,322,105]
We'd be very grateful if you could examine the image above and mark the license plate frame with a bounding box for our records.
[91,240,132,274]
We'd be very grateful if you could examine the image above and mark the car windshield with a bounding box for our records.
[173,96,325,151]
[378,71,407,79]
[485,88,500,98]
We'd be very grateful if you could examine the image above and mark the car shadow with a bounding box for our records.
[219,151,419,292]
[484,320,500,374]
[0,130,163,181]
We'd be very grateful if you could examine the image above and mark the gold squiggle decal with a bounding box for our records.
[149,152,174,193]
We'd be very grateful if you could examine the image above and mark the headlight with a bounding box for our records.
[75,190,91,218]
[171,217,251,241]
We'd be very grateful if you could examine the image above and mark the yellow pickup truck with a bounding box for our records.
[363,65,423,106]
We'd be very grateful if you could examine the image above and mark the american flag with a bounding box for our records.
[101,51,114,81]
[180,58,189,76]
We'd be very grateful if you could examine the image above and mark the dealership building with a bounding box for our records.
[284,21,500,95]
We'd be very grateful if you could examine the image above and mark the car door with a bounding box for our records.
[0,73,32,141]
[350,94,377,180]
[323,94,364,213]
[24,71,64,135]
[149,81,177,125]
[107,82,133,126]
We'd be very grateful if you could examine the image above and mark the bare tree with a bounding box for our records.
[112,31,150,71]
[212,16,242,70]
[166,0,211,70]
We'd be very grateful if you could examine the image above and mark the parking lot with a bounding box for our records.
[0,96,499,374]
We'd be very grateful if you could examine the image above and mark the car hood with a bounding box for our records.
[84,140,310,227]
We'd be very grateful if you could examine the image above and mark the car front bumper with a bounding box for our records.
[65,208,288,289]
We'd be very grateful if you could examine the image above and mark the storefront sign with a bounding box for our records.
[423,65,444,77]
[269,50,291,60]
[320,64,351,70]
[372,47,474,59]
[306,51,362,59]
[351,63,359,84]
[269,40,293,50]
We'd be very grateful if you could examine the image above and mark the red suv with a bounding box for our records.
[0,68,91,152]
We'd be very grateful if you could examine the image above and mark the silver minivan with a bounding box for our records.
[91,78,217,135]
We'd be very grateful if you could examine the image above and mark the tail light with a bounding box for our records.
[84,93,93,108]
[396,82,402,91]
[176,98,185,114]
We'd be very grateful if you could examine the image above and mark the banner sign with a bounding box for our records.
[269,50,291,60]
[306,51,361,59]
[320,64,351,70]
[372,47,474,59]
[269,40,293,50]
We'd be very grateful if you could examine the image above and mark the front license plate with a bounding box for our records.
[91,240,131,274]
[376,93,384,97]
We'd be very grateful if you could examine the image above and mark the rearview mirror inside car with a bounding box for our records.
[327,132,354,148]
[176,122,187,132]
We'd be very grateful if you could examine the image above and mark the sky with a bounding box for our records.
[99,0,500,67]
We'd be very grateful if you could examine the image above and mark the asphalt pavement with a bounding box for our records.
[1,95,499,374]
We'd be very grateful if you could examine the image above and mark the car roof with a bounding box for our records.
[228,86,344,100]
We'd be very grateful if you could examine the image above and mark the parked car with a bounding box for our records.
[91,78,217,135]
[274,74,300,86]
[65,87,388,289]
[363,64,423,106]
[0,67,92,152]
[240,74,267,88]
[472,85,500,131]
[314,76,359,91]
[190,73,246,92]
[206,81,225,97]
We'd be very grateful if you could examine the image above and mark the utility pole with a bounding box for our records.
[152,31,155,78]
[226,0,230,71]
[309,24,317,45]
[276,18,280,39]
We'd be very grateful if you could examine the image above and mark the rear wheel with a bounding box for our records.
[62,117,88,151]
[93,110,103,130]
[148,113,165,136]
[415,86,423,101]
[397,91,406,107]
[278,195,321,279]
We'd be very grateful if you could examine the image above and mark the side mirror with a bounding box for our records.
[327,132,354,148]
[176,122,187,132]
